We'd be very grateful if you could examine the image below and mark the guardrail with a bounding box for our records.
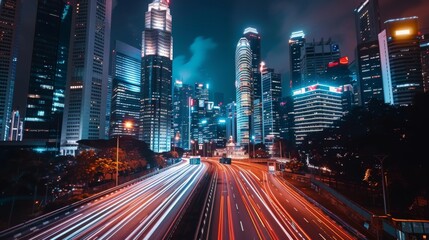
[280,177,368,240]
[0,160,183,239]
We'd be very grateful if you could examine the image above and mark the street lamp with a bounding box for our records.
[116,121,133,186]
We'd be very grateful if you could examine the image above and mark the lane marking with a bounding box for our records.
[240,221,244,231]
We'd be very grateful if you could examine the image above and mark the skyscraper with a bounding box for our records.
[292,84,344,145]
[0,0,19,140]
[140,0,173,153]
[235,37,252,146]
[289,31,306,90]
[11,0,71,146]
[355,0,383,107]
[300,38,341,86]
[172,80,192,149]
[110,40,141,138]
[261,67,282,147]
[243,27,261,100]
[379,16,423,106]
[60,0,112,155]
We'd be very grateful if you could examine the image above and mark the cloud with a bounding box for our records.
[173,36,217,83]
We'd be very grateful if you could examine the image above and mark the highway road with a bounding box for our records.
[206,158,358,240]
[11,161,206,240]
[2,157,362,240]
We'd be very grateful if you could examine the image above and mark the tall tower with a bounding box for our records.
[140,0,173,153]
[261,67,282,147]
[355,0,383,107]
[300,38,341,87]
[12,0,72,144]
[243,27,261,100]
[110,40,141,138]
[172,80,192,149]
[235,37,252,146]
[0,0,19,140]
[379,17,423,106]
[289,31,306,89]
[60,0,112,155]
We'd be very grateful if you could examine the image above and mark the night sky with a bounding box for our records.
[111,0,429,102]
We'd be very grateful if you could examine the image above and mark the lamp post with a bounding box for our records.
[117,121,133,186]
[375,154,389,215]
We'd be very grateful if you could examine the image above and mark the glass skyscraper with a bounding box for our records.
[10,0,71,146]
[0,0,18,140]
[300,38,341,86]
[243,27,261,100]
[355,0,383,107]
[379,16,423,106]
[289,31,306,90]
[261,67,282,147]
[235,37,252,146]
[110,40,141,138]
[61,0,112,155]
[140,0,173,153]
[173,80,192,150]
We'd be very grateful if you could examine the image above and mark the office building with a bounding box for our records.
[289,31,306,90]
[61,0,112,155]
[0,0,19,140]
[300,38,341,86]
[243,27,262,100]
[110,41,141,138]
[292,84,344,145]
[10,0,71,149]
[261,67,282,146]
[172,80,192,149]
[355,0,383,107]
[140,0,173,153]
[235,37,253,146]
[379,17,423,106]
[225,102,237,144]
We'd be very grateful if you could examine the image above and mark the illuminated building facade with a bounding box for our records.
[225,102,237,143]
[235,37,253,146]
[0,0,18,140]
[61,0,112,155]
[110,41,140,138]
[140,0,173,152]
[379,17,423,106]
[261,67,282,146]
[289,31,306,89]
[243,27,261,100]
[355,0,383,107]
[172,80,192,149]
[300,38,341,86]
[292,84,344,145]
[10,1,72,148]
[421,34,429,92]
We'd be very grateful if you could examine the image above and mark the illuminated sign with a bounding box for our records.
[329,86,342,93]
[207,101,214,110]
[395,29,411,36]
[339,56,349,64]
[290,30,305,39]
[328,61,339,68]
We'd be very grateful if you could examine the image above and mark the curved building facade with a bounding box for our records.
[235,37,252,146]
[140,0,173,152]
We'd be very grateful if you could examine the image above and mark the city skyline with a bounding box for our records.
[112,0,429,101]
